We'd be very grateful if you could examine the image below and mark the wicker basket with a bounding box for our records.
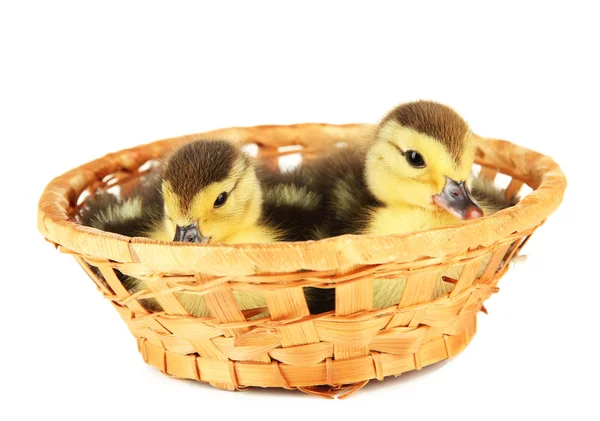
[37,123,566,398]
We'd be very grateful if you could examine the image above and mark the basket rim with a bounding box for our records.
[37,123,567,275]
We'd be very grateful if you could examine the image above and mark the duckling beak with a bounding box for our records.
[174,222,210,244]
[433,177,484,220]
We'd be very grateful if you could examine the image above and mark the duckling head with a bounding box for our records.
[161,140,262,243]
[366,100,483,220]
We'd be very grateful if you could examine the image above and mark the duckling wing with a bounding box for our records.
[470,175,520,215]
[301,146,382,238]
[79,170,165,238]
[258,164,325,241]
[256,145,381,240]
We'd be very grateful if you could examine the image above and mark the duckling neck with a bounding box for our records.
[222,225,280,244]
[368,204,459,236]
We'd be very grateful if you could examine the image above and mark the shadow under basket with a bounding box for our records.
[37,123,566,398]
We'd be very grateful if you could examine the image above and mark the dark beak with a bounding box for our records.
[433,177,484,220]
[173,222,210,243]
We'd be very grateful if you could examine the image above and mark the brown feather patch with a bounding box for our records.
[380,101,470,163]
[162,140,243,210]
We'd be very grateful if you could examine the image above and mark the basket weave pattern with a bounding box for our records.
[37,124,566,397]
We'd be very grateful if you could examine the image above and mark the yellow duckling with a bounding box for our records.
[81,139,325,315]
[301,101,482,238]
[299,100,518,311]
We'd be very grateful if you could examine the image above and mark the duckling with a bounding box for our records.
[162,140,323,244]
[81,139,326,316]
[162,140,328,316]
[334,101,482,235]
[297,101,518,311]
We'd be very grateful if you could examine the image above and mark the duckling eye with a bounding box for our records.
[405,150,426,168]
[213,192,228,208]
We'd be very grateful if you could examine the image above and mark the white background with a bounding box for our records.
[1,1,598,420]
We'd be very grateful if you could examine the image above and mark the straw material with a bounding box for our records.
[37,123,566,397]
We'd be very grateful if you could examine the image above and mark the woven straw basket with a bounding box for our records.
[37,123,566,398]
